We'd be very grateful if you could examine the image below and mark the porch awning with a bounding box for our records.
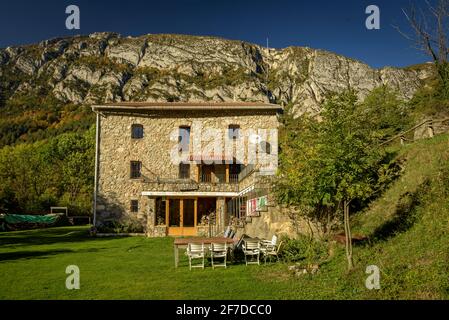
[189,154,235,163]
[141,191,239,197]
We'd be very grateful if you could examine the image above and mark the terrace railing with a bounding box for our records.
[380,118,449,146]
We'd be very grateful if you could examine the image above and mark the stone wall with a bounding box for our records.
[233,174,319,240]
[235,205,316,240]
[96,108,279,229]
[141,180,239,193]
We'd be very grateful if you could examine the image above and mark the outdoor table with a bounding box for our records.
[173,237,236,268]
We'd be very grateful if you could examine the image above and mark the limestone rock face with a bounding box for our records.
[0,49,8,65]
[105,37,147,66]
[0,33,434,115]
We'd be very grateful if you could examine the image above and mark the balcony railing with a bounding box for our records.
[199,172,240,184]
[200,172,212,183]
[229,173,239,183]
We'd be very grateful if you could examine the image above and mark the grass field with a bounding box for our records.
[1,135,448,300]
[0,226,349,300]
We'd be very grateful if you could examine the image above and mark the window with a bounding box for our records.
[179,163,190,179]
[130,161,142,179]
[260,141,271,154]
[228,125,240,140]
[130,200,139,213]
[178,126,191,152]
[131,124,144,139]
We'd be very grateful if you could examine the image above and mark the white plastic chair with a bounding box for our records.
[186,243,205,270]
[261,240,283,263]
[211,243,228,269]
[261,235,278,247]
[242,240,260,265]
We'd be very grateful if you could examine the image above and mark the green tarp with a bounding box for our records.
[4,214,59,225]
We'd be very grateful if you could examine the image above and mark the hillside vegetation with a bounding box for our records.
[273,133,449,299]
[349,134,449,298]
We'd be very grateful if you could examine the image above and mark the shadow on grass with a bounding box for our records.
[0,249,74,261]
[361,180,429,245]
[0,247,106,262]
[0,226,117,247]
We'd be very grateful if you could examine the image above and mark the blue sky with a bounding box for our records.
[0,0,435,68]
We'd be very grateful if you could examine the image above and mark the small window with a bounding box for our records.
[179,163,190,179]
[260,141,271,154]
[178,126,191,152]
[130,200,139,213]
[130,161,142,179]
[131,124,144,139]
[228,125,240,140]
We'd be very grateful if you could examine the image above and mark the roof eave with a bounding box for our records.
[91,104,283,112]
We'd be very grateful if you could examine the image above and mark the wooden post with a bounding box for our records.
[196,164,201,182]
[194,198,198,227]
[174,243,179,268]
[180,199,184,228]
[427,120,434,138]
[165,200,169,226]
[226,164,230,183]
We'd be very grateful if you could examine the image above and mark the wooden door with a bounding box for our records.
[167,198,198,236]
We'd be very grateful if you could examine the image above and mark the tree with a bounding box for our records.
[276,90,397,270]
[397,0,449,94]
[361,86,410,138]
[0,126,95,215]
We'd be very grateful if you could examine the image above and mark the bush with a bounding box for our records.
[436,154,449,196]
[96,219,144,234]
[280,235,329,265]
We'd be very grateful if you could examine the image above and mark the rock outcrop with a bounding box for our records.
[0,33,434,114]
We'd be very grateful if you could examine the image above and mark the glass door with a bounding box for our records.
[167,198,197,236]
[168,199,181,227]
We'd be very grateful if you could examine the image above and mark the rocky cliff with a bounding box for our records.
[0,32,434,115]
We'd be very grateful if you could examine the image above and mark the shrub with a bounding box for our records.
[280,235,329,265]
[96,219,144,234]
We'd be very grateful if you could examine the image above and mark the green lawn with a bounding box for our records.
[0,226,371,300]
[0,214,447,300]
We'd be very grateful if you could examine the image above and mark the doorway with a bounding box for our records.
[166,198,198,236]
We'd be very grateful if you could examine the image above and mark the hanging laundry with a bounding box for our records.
[256,195,268,211]
[247,198,259,216]
[251,198,257,216]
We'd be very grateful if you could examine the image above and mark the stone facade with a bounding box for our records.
[231,174,304,240]
[93,103,281,236]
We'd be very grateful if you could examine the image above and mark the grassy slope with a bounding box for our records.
[0,135,448,299]
[350,133,449,299]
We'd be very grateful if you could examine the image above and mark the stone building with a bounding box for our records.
[91,102,282,237]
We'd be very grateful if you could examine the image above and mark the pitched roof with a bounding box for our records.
[91,101,282,111]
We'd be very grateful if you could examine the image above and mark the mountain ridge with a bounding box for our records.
[0,32,436,146]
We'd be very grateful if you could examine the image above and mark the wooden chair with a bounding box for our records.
[242,240,260,265]
[211,243,228,269]
[186,243,205,270]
